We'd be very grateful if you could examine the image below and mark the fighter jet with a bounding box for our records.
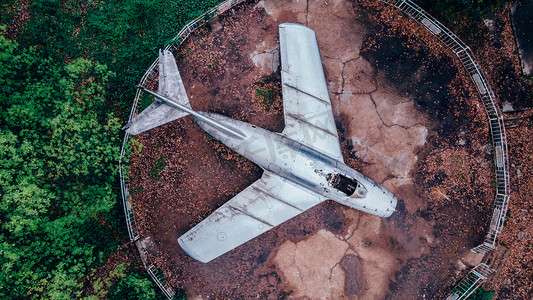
[123,23,398,263]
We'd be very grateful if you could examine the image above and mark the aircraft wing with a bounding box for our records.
[279,23,344,162]
[123,49,191,135]
[178,171,325,263]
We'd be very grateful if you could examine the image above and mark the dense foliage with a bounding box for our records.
[0,29,121,298]
[0,0,221,298]
[12,0,221,111]
[108,270,168,300]
[470,287,496,300]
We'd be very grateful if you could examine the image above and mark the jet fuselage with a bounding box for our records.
[196,111,397,217]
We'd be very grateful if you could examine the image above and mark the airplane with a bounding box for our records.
[123,23,398,263]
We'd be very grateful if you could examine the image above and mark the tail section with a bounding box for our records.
[157,49,191,107]
[123,50,191,135]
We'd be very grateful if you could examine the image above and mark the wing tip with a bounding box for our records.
[178,237,210,263]
[279,23,314,33]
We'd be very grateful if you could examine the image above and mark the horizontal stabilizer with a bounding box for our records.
[123,49,191,135]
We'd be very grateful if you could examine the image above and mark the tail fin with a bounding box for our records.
[123,50,191,135]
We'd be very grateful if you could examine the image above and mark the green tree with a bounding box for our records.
[470,286,495,300]
[108,271,166,300]
[1,0,224,297]
[0,28,121,298]
[13,0,222,113]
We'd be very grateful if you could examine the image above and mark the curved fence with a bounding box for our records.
[118,0,246,298]
[376,0,511,299]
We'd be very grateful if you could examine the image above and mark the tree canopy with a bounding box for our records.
[0,0,222,298]
[0,28,121,298]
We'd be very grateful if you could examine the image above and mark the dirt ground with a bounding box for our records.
[476,5,533,299]
[127,0,528,298]
[492,112,533,299]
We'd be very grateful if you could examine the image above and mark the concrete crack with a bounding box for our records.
[389,122,425,130]
[339,57,361,94]
[345,216,364,255]
[368,93,384,129]
[333,13,345,20]
[371,59,379,92]
[338,57,378,95]
[385,123,408,129]
[340,60,347,95]
[343,215,360,242]
[332,90,377,96]
[368,93,421,129]
[306,0,309,26]
[293,251,305,287]
[376,115,426,130]
[341,57,359,64]
[328,246,350,286]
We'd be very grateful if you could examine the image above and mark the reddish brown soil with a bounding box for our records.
[476,5,533,299]
[493,112,533,299]
[4,0,30,39]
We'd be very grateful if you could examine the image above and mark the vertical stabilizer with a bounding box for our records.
[123,50,191,135]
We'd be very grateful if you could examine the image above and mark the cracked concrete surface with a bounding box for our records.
[273,229,350,299]
[256,0,433,299]
[342,91,429,180]
[249,44,280,76]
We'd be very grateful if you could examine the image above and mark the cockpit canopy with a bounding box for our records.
[327,173,358,196]
[326,173,367,198]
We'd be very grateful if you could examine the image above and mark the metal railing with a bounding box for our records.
[128,0,247,123]
[119,135,139,241]
[118,0,247,299]
[446,263,495,300]
[120,0,247,244]
[379,0,511,257]
[377,0,511,298]
[147,265,177,299]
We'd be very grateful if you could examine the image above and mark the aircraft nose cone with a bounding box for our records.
[386,195,398,217]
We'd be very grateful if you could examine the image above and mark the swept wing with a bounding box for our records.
[178,172,325,263]
[279,23,343,162]
[178,24,343,262]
